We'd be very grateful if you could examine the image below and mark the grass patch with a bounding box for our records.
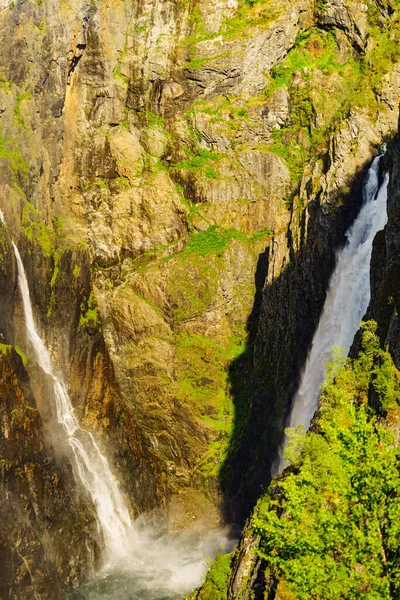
[191,553,232,600]
[173,331,247,479]
[172,148,220,179]
[221,0,282,40]
[183,226,245,257]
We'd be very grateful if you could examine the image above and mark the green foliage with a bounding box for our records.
[173,331,245,479]
[172,148,220,179]
[0,343,12,358]
[167,255,219,324]
[15,346,28,365]
[79,291,99,328]
[192,553,232,599]
[260,26,386,187]
[141,110,166,130]
[21,201,54,257]
[252,322,400,599]
[0,343,28,365]
[221,0,281,40]
[183,225,245,257]
[270,127,311,183]
[0,129,28,175]
[47,249,63,317]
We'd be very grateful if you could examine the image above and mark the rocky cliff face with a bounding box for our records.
[0,348,99,598]
[368,120,400,367]
[0,0,400,595]
[194,124,400,600]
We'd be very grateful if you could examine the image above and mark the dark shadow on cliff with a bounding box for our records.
[218,143,396,525]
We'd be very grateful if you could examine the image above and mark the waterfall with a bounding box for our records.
[12,243,135,558]
[277,156,389,472]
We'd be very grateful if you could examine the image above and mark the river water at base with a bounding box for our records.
[66,523,235,600]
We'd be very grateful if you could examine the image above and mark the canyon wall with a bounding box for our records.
[0,0,399,595]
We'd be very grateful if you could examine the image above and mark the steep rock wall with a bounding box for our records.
[194,120,400,600]
[368,119,400,366]
[0,348,99,598]
[0,0,400,595]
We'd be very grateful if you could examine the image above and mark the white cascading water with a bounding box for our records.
[277,156,389,473]
[7,228,234,599]
[12,242,135,558]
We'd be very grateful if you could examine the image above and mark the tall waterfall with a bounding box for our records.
[12,243,135,558]
[277,156,389,472]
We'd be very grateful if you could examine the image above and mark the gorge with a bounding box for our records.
[0,0,400,598]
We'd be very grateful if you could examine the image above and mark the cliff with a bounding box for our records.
[0,0,400,595]
[192,73,400,600]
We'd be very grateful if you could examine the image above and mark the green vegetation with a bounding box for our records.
[0,343,12,358]
[167,254,219,324]
[190,96,251,136]
[221,0,281,40]
[251,322,400,599]
[141,109,166,130]
[262,20,400,183]
[173,330,246,479]
[179,225,272,259]
[47,250,63,318]
[113,64,129,85]
[0,343,28,365]
[260,29,364,183]
[14,92,31,129]
[189,553,232,599]
[21,201,54,257]
[15,346,28,365]
[183,225,245,257]
[0,130,28,175]
[79,291,99,328]
[172,148,220,179]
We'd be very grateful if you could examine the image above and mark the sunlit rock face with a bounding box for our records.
[1,0,400,595]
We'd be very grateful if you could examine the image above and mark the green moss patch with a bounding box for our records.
[0,130,28,175]
[172,148,221,179]
[79,291,99,328]
[189,553,232,599]
[0,343,28,365]
[21,201,54,257]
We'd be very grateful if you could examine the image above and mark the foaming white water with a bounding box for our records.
[70,520,235,600]
[12,242,135,558]
[276,156,389,473]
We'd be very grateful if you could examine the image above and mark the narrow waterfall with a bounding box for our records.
[12,243,135,558]
[277,156,389,472]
